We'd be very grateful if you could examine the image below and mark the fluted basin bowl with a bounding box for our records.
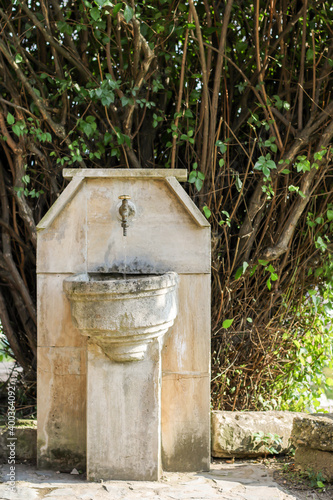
[63,272,179,362]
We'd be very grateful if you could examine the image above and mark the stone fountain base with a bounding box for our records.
[36,169,211,477]
[87,341,162,481]
[64,271,178,481]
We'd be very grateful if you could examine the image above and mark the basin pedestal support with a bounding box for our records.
[87,340,162,481]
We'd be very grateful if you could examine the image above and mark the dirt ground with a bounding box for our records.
[211,457,333,500]
[262,456,333,500]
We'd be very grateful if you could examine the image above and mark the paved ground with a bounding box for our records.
[0,462,298,500]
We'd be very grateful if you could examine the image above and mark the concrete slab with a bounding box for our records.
[0,462,297,500]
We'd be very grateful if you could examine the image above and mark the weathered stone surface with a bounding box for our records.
[63,167,188,182]
[64,271,178,362]
[161,274,211,472]
[37,273,85,347]
[162,373,210,472]
[87,340,162,481]
[37,170,211,475]
[37,179,86,274]
[86,178,210,274]
[162,274,211,373]
[37,347,86,470]
[294,446,333,481]
[0,420,36,462]
[211,411,305,458]
[291,413,333,452]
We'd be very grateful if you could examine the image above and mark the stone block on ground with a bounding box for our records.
[0,420,36,462]
[291,413,333,483]
[291,413,333,452]
[294,446,333,482]
[211,410,305,458]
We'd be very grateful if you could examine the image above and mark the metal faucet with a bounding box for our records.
[118,195,131,236]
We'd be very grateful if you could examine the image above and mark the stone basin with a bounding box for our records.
[63,271,179,362]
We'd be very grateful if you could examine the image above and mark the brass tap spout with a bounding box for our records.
[118,195,131,236]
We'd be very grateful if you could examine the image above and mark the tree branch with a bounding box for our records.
[298,0,308,130]
[0,290,31,372]
[0,39,66,139]
[19,0,94,82]
[189,0,210,175]
[261,117,333,261]
[122,15,156,137]
[207,0,233,174]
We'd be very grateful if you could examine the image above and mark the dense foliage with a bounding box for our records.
[0,0,332,409]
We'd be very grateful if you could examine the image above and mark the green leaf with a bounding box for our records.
[195,177,203,191]
[306,48,314,61]
[57,20,73,35]
[247,317,253,323]
[254,158,264,170]
[222,319,234,329]
[262,166,270,178]
[124,134,131,148]
[315,267,323,277]
[234,267,243,280]
[258,259,268,266]
[281,169,290,174]
[266,160,277,169]
[266,278,271,290]
[203,206,211,219]
[184,109,193,118]
[327,209,333,221]
[235,261,249,280]
[90,7,101,21]
[7,112,15,125]
[250,265,257,277]
[15,54,23,64]
[12,124,23,136]
[216,141,226,154]
[235,175,242,192]
[293,339,301,349]
[113,3,122,15]
[124,4,134,23]
[188,171,197,183]
[83,124,93,137]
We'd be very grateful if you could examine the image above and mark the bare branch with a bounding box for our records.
[189,0,210,175]
[0,40,66,139]
[0,289,31,372]
[207,0,234,173]
[19,0,94,82]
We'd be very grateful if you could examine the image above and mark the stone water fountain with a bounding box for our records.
[37,169,210,480]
